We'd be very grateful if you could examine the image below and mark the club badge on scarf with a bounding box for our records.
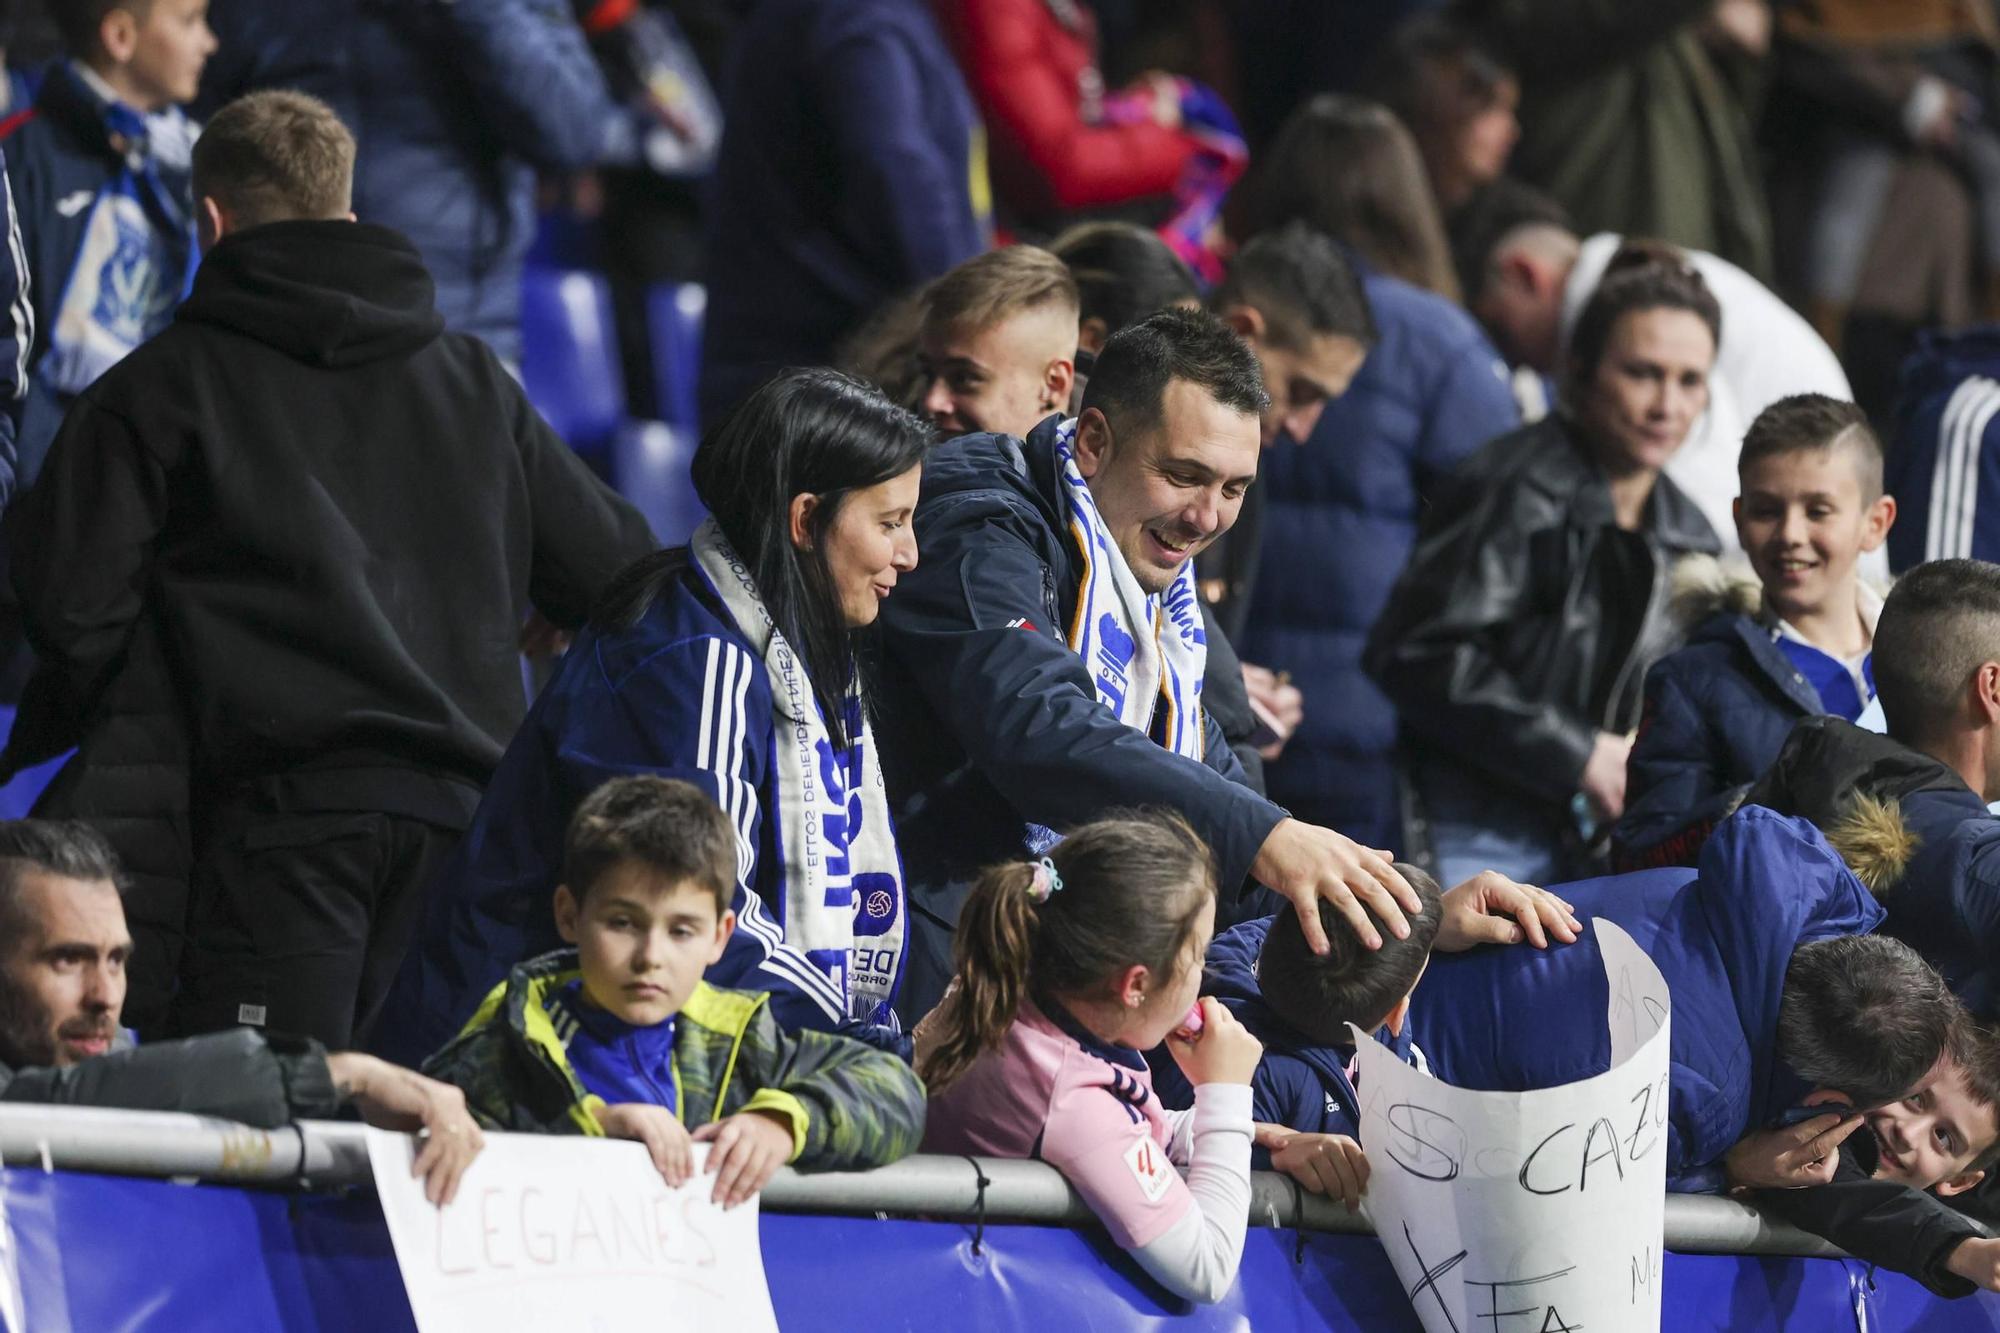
[1056,419,1208,760]
[691,519,907,1024]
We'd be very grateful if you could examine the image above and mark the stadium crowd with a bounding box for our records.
[8,0,2000,1312]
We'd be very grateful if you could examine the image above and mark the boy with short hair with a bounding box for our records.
[423,776,926,1203]
[1615,393,1897,868]
[2,0,215,485]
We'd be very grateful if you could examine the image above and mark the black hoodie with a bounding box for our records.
[8,219,655,808]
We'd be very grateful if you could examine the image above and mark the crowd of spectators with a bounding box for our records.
[12,0,2000,1315]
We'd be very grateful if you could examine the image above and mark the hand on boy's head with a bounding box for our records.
[1433,873,1582,953]
[599,1102,696,1188]
[1252,819,1418,955]
[1262,1128,1370,1213]
[693,1110,794,1208]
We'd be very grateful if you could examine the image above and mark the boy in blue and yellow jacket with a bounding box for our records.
[424,775,925,1201]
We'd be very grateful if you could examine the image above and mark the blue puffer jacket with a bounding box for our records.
[197,0,625,363]
[1410,807,1882,1188]
[1743,715,2000,1020]
[1888,325,2000,573]
[1238,272,1517,851]
[1614,607,1827,869]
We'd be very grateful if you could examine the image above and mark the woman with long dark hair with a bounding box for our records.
[383,368,931,1061]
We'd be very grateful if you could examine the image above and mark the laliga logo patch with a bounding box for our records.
[1124,1137,1172,1203]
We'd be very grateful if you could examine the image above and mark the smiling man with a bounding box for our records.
[919,245,1080,439]
[878,307,1423,1022]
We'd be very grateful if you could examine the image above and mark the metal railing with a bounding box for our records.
[0,1102,1844,1259]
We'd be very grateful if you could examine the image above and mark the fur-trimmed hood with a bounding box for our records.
[1669,552,1889,639]
[1744,717,1981,894]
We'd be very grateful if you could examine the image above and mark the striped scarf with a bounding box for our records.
[690,519,907,1025]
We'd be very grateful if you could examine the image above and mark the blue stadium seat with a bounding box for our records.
[519,267,627,457]
[645,283,705,433]
[0,707,69,820]
[614,420,707,547]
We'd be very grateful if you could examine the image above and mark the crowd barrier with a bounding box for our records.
[1,1104,1998,1330]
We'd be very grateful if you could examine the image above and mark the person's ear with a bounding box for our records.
[1505,252,1546,298]
[1043,357,1075,413]
[1072,407,1114,479]
[98,8,138,63]
[788,493,819,551]
[553,884,581,944]
[1114,962,1150,1010]
[1975,661,2000,728]
[1383,992,1414,1038]
[1078,316,1109,357]
[1731,495,1748,545]
[1938,1168,1987,1198]
[1218,303,1266,347]
[196,197,225,254]
[1862,493,1897,550]
[706,909,737,966]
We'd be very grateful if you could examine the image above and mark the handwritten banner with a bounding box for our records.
[366,1129,779,1333]
[1355,918,1672,1333]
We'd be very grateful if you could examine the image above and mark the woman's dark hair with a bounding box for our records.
[1049,221,1200,343]
[1239,94,1461,303]
[918,813,1218,1096]
[1566,244,1722,390]
[594,367,929,747]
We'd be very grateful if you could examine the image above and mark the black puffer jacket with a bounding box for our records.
[1363,413,1720,807]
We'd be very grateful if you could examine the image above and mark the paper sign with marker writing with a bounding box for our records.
[1354,918,1672,1333]
[366,1128,779,1333]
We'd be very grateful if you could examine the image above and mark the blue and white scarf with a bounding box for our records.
[1057,418,1209,760]
[691,519,906,1024]
[42,63,198,399]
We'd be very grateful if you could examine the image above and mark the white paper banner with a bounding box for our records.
[1355,918,1672,1333]
[366,1128,780,1333]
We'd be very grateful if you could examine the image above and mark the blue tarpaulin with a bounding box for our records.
[6,1169,2000,1330]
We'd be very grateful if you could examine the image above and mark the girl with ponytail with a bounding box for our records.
[917,812,1264,1305]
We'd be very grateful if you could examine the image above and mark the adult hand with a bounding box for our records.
[326,1052,485,1206]
[1258,1125,1370,1213]
[1706,0,1771,56]
[1948,1236,2000,1291]
[599,1102,696,1188]
[1252,819,1418,954]
[1580,731,1633,821]
[1721,1113,1863,1192]
[1166,998,1263,1087]
[1242,663,1304,760]
[692,1110,794,1208]
[1434,872,1581,952]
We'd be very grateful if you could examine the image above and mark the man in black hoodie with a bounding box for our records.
[0,90,655,1046]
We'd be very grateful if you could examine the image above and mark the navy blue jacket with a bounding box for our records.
[875,418,1285,927]
[1614,609,1829,868]
[0,149,31,510]
[698,0,985,420]
[1745,715,2000,1020]
[380,557,860,1067]
[0,61,167,494]
[198,0,625,363]
[1888,325,2000,573]
[1239,272,1517,852]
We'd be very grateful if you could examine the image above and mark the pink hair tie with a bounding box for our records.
[1027,857,1064,903]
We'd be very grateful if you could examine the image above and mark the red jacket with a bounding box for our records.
[934,0,1194,217]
